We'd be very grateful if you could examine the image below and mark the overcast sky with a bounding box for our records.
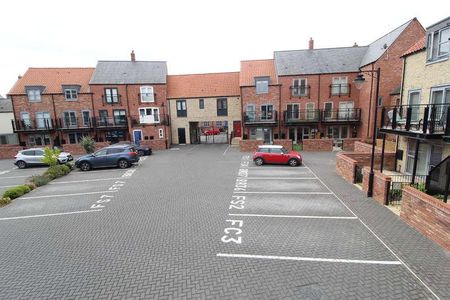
[0,0,448,96]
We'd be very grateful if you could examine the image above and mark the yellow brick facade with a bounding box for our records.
[397,50,450,173]
[169,96,241,144]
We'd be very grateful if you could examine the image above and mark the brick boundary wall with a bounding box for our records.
[336,152,358,184]
[61,142,110,155]
[141,139,168,151]
[273,139,293,151]
[342,138,361,152]
[400,186,450,251]
[362,167,391,205]
[354,141,382,153]
[303,139,333,152]
[239,140,263,152]
[0,144,24,159]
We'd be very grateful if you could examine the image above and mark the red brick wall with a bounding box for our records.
[362,167,391,205]
[61,142,110,155]
[401,186,450,251]
[302,139,333,151]
[340,151,396,171]
[358,19,425,139]
[354,141,382,153]
[140,139,167,151]
[273,139,292,151]
[342,138,360,152]
[0,144,24,159]
[336,152,357,184]
[239,139,263,152]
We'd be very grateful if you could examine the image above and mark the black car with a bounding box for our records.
[75,145,140,171]
[113,141,152,156]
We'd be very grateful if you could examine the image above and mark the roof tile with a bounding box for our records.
[240,59,278,86]
[402,36,426,57]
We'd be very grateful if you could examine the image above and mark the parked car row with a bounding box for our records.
[13,141,152,171]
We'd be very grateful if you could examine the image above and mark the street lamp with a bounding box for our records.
[354,67,381,197]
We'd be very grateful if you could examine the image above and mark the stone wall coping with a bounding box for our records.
[403,186,450,213]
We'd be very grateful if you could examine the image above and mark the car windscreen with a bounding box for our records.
[281,148,289,154]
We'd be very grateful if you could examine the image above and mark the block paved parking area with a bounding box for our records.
[0,145,448,299]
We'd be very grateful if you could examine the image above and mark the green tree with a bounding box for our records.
[41,147,60,166]
[80,136,95,153]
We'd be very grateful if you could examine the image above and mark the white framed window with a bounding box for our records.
[139,107,160,124]
[36,112,51,129]
[82,110,91,127]
[27,89,41,102]
[292,78,307,96]
[287,103,299,119]
[104,88,119,103]
[306,102,315,120]
[331,77,348,95]
[202,121,210,127]
[63,111,77,127]
[21,112,31,128]
[255,77,269,94]
[64,89,78,101]
[158,128,164,138]
[407,90,421,122]
[427,26,450,61]
[140,86,154,102]
[324,102,333,119]
[338,101,355,119]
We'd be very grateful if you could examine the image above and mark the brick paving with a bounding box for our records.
[0,146,447,299]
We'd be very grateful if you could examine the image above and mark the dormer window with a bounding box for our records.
[140,86,154,102]
[255,77,269,94]
[427,25,450,62]
[25,86,44,102]
[64,89,78,100]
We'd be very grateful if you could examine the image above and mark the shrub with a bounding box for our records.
[65,162,74,170]
[80,136,95,153]
[44,164,72,180]
[41,147,61,166]
[25,182,37,190]
[28,175,52,187]
[3,185,31,200]
[0,197,11,206]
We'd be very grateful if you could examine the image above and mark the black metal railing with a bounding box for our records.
[11,118,55,132]
[329,84,351,97]
[322,108,361,122]
[426,155,450,203]
[388,174,427,205]
[95,116,128,128]
[243,110,278,124]
[381,104,450,135]
[290,85,310,97]
[283,110,320,124]
[57,117,94,129]
[355,165,363,184]
[130,114,169,126]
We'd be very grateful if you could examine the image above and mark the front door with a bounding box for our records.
[178,128,186,144]
[133,130,142,145]
[233,121,242,137]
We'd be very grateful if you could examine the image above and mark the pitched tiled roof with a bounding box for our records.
[360,19,415,67]
[402,36,426,57]
[240,59,278,86]
[274,47,368,76]
[167,72,240,99]
[9,68,94,95]
[90,61,167,84]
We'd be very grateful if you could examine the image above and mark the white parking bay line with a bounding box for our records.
[228,213,358,220]
[21,190,117,199]
[0,175,30,179]
[0,185,19,188]
[234,191,333,195]
[49,177,126,184]
[0,209,102,221]
[217,253,402,265]
[245,177,317,180]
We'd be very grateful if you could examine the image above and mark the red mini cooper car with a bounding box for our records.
[252,145,302,167]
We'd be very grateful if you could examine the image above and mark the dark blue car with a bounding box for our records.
[75,145,140,171]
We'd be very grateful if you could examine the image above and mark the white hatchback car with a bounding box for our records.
[14,148,73,169]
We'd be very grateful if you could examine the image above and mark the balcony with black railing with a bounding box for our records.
[57,117,94,130]
[243,110,278,126]
[130,114,170,126]
[380,104,450,138]
[283,109,320,125]
[329,84,351,97]
[321,108,361,123]
[290,85,310,98]
[95,116,128,129]
[11,118,56,132]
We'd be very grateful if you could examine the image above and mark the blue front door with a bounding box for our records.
[134,130,142,145]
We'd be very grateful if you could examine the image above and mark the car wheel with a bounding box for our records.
[288,158,299,167]
[254,157,264,166]
[118,159,130,169]
[80,162,91,171]
[138,150,145,156]
[16,160,27,169]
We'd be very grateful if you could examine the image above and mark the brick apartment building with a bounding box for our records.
[89,53,170,150]
[167,72,240,144]
[240,59,281,144]
[8,67,95,147]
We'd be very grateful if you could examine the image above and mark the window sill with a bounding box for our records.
[426,56,449,65]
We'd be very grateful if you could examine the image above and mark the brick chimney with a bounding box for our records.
[131,50,136,62]
[309,37,314,50]
[353,42,358,47]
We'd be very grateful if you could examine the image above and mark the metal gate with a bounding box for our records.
[198,121,229,144]
[388,174,427,205]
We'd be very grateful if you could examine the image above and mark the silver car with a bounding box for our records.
[14,148,73,169]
